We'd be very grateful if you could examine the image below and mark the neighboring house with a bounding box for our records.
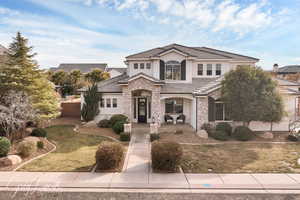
[49,63,108,73]
[80,43,300,131]
[106,67,127,78]
[273,64,300,78]
[0,44,8,64]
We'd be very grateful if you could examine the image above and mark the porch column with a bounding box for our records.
[197,96,208,130]
[151,87,161,125]
[122,86,132,121]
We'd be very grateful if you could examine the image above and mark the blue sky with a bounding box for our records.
[0,0,299,69]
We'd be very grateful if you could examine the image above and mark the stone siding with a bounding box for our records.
[122,77,161,124]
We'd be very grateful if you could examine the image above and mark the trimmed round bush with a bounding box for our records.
[112,121,125,134]
[110,114,128,126]
[97,119,112,128]
[287,134,298,142]
[31,128,47,138]
[95,142,124,170]
[151,141,183,172]
[232,126,254,141]
[212,130,229,141]
[120,132,131,142]
[150,133,160,142]
[37,141,44,149]
[216,122,232,136]
[17,141,37,157]
[0,137,11,157]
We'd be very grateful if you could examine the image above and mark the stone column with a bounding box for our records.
[122,86,132,121]
[197,96,208,130]
[151,87,161,126]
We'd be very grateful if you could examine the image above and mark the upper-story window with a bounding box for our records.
[100,98,104,108]
[106,98,111,108]
[197,64,203,76]
[207,64,212,76]
[112,98,117,108]
[216,64,222,76]
[134,63,138,69]
[146,63,151,69]
[165,60,181,80]
[140,63,145,69]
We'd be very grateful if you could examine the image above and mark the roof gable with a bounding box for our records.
[118,72,164,85]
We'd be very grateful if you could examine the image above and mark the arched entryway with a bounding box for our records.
[132,90,152,123]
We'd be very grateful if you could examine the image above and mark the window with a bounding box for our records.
[207,64,212,76]
[197,64,203,76]
[216,64,221,76]
[134,63,138,69]
[165,98,183,114]
[140,63,145,69]
[100,98,104,108]
[165,61,181,80]
[215,102,231,121]
[112,98,117,108]
[146,63,151,69]
[106,98,111,108]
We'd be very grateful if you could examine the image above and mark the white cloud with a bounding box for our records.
[0,6,20,15]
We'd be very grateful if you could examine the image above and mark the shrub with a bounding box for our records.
[112,121,125,134]
[37,141,44,149]
[201,123,215,137]
[175,129,183,135]
[151,141,183,172]
[150,133,160,142]
[0,137,11,157]
[31,128,47,138]
[232,126,254,141]
[17,141,37,157]
[211,130,229,141]
[216,122,232,136]
[95,142,124,170]
[110,114,128,126]
[120,132,130,142]
[287,134,298,142]
[97,119,112,128]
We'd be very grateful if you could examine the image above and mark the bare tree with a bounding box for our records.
[0,91,36,140]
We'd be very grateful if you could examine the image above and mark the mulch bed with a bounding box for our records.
[0,138,54,171]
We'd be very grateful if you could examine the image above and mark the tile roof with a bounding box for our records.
[50,63,107,73]
[126,43,259,62]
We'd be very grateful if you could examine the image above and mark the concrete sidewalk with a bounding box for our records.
[1,172,300,190]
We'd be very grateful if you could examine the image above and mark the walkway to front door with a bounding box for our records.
[122,126,150,174]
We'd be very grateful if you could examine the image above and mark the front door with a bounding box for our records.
[138,98,147,123]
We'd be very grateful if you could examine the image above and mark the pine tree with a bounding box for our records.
[81,84,101,122]
[0,32,60,120]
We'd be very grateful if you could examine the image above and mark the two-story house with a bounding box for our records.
[80,44,300,131]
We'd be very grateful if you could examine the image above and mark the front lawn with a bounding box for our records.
[181,143,300,173]
[19,125,110,172]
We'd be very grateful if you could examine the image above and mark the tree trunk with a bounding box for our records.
[270,122,273,132]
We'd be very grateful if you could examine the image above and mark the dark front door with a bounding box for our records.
[138,98,147,123]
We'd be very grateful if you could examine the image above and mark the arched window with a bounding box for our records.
[165,60,181,80]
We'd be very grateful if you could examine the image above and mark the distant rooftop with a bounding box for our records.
[277,65,300,74]
[50,63,108,73]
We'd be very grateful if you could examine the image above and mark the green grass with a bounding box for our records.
[181,143,300,173]
[19,125,110,172]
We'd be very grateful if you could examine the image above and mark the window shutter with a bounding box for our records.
[160,60,165,80]
[181,60,186,80]
[208,97,215,122]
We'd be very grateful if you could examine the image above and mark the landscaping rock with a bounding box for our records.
[297,158,300,166]
[196,130,208,139]
[261,132,274,139]
[0,155,22,166]
[83,120,97,127]
[25,127,33,135]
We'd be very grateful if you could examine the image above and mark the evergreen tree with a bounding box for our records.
[84,68,110,84]
[221,65,284,127]
[0,32,60,120]
[81,84,101,122]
